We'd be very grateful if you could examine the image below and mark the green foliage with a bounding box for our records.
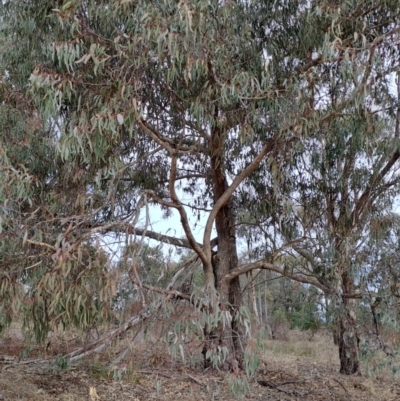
[228,375,251,400]
[243,344,260,379]
[359,340,400,379]
[49,355,71,374]
[290,308,321,333]
[110,365,128,381]
[271,309,289,330]
[20,243,116,343]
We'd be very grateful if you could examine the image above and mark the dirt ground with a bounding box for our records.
[1,327,400,401]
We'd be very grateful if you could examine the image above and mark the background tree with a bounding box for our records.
[259,74,400,373]
[233,1,400,374]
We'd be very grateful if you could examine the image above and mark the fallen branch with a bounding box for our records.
[67,303,162,363]
[0,355,17,363]
[2,358,48,370]
[257,380,303,397]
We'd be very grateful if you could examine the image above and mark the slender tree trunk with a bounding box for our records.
[264,270,273,338]
[325,296,339,345]
[249,270,260,325]
[333,316,340,346]
[338,274,360,375]
[258,274,263,324]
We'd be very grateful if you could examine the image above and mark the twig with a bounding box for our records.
[187,374,206,387]
[331,378,349,394]
[137,370,171,378]
[26,239,56,251]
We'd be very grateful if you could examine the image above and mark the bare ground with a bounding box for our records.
[1,326,400,401]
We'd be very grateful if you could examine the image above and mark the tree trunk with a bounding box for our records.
[338,305,360,374]
[202,124,246,369]
[338,275,360,375]
[206,197,244,367]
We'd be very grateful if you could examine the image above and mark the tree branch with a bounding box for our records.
[225,259,330,293]
[168,153,210,270]
[110,225,218,250]
[138,118,199,153]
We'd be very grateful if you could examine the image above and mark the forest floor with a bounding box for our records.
[1,324,400,401]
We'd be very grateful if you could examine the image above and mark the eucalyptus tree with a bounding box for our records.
[244,65,400,373]
[234,1,400,374]
[291,105,400,373]
[2,0,400,373]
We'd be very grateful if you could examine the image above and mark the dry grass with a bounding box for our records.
[1,326,400,400]
[262,329,339,373]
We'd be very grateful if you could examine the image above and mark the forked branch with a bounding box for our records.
[203,140,275,262]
